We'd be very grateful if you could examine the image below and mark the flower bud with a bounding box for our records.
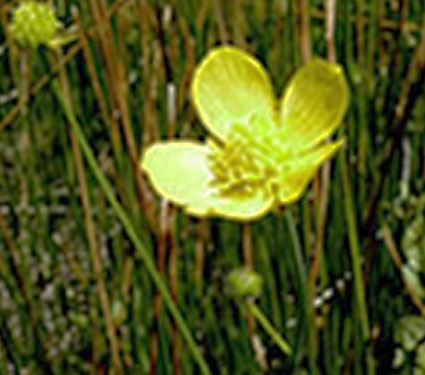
[10,1,60,48]
[227,267,263,299]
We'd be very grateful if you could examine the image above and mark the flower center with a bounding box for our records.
[207,115,292,198]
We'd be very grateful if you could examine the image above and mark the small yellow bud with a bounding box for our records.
[9,1,60,48]
[227,267,263,300]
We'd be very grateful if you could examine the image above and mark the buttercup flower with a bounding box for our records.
[141,47,349,221]
[10,1,60,48]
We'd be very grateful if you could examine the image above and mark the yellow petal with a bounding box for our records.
[279,58,349,151]
[141,141,210,205]
[278,139,344,203]
[141,141,273,221]
[192,46,276,141]
[186,189,273,222]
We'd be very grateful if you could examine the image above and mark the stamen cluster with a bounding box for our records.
[207,116,291,199]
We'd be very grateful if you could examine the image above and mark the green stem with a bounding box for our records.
[246,300,292,356]
[339,151,370,339]
[285,210,318,375]
[52,81,212,375]
[339,149,376,375]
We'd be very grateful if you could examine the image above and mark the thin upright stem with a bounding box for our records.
[149,199,168,375]
[246,300,292,356]
[298,0,312,63]
[195,219,207,294]
[166,82,181,375]
[308,0,337,295]
[53,82,212,375]
[242,223,255,335]
[55,50,124,375]
[285,210,318,375]
[339,148,375,375]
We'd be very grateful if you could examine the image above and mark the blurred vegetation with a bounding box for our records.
[2,0,425,374]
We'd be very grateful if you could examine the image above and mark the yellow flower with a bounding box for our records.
[141,47,349,221]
